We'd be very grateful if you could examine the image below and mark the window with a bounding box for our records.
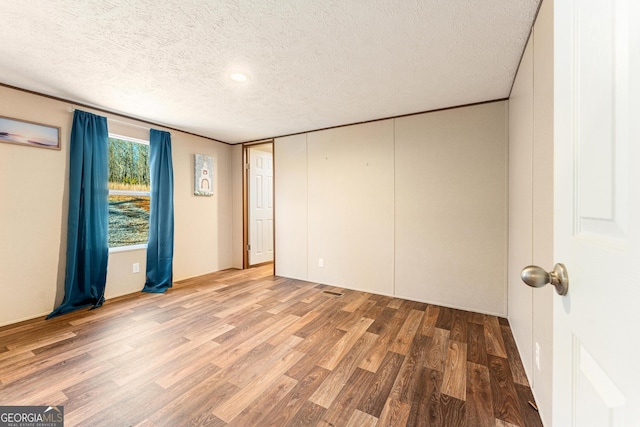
[108,135,150,250]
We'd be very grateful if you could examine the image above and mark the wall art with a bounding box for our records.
[0,116,60,150]
[194,153,214,196]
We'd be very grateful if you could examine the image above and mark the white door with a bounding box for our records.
[553,0,640,425]
[248,146,274,265]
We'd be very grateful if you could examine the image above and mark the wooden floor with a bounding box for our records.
[0,265,543,426]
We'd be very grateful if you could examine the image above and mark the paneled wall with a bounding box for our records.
[395,102,508,314]
[509,35,535,380]
[274,134,308,280]
[307,121,395,296]
[508,0,554,424]
[275,101,508,316]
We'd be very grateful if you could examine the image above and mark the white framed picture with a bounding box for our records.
[194,154,214,196]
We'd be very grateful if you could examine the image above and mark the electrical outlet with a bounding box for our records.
[535,342,541,371]
[319,258,324,268]
[133,263,140,273]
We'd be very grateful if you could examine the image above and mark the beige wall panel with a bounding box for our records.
[307,121,395,296]
[395,102,508,316]
[172,133,233,280]
[274,134,308,280]
[0,87,70,326]
[105,249,146,299]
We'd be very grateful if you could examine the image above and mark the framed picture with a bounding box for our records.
[0,116,61,150]
[194,154,214,196]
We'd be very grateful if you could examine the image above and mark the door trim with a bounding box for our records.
[242,140,275,271]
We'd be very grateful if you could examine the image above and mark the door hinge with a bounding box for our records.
[247,244,251,251]
[244,163,250,170]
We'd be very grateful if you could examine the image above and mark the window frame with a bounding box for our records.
[108,133,151,253]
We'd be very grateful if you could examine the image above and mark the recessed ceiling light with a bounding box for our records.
[230,73,248,82]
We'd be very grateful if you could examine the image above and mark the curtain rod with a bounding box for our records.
[69,107,152,131]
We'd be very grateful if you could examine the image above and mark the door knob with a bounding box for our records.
[521,263,569,296]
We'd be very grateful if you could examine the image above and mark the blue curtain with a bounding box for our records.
[143,129,174,293]
[48,111,109,319]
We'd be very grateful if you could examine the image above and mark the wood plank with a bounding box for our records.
[337,300,378,331]
[419,304,440,337]
[501,324,530,386]
[438,394,466,426]
[286,400,326,426]
[388,309,424,355]
[357,351,405,418]
[316,317,374,370]
[226,374,297,427]
[309,332,377,408]
[367,306,397,335]
[488,355,526,427]
[450,309,468,343]
[387,299,404,309]
[515,383,544,427]
[285,327,345,380]
[211,349,305,422]
[441,340,467,400]
[466,362,494,427]
[359,310,407,373]
[266,310,320,346]
[495,419,520,427]
[213,314,300,368]
[467,322,488,365]
[260,365,330,426]
[346,409,378,427]
[224,336,302,389]
[405,367,443,426]
[424,327,450,372]
[130,380,235,427]
[435,306,454,330]
[154,340,220,389]
[317,368,376,427]
[484,315,508,358]
[342,293,372,312]
[467,311,486,325]
[377,398,411,427]
[388,333,429,404]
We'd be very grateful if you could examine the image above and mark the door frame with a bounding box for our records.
[242,140,275,270]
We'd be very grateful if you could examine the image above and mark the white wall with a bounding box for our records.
[532,1,554,423]
[508,36,535,379]
[508,0,554,425]
[395,102,508,314]
[274,134,308,280]
[0,85,234,326]
[275,101,509,315]
[307,121,395,296]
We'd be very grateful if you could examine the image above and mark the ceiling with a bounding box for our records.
[0,1,540,144]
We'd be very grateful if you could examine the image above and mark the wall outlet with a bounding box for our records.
[318,258,324,268]
[132,263,140,273]
[535,342,541,371]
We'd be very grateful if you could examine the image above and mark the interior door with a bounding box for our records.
[553,0,640,425]
[248,145,274,265]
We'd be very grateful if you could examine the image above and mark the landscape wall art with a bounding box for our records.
[0,116,60,150]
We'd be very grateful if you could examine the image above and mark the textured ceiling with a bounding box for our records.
[0,1,540,144]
